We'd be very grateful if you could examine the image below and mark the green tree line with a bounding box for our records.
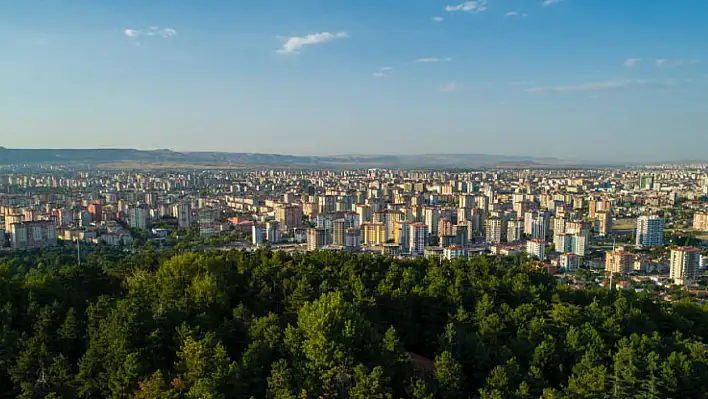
[1,247,708,398]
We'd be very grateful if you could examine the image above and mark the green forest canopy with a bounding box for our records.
[1,247,708,398]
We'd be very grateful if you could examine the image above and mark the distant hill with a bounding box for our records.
[0,148,583,169]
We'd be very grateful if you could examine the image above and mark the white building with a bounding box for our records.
[252,224,266,246]
[526,239,546,260]
[670,247,701,285]
[409,223,428,257]
[486,217,502,244]
[443,245,467,260]
[636,215,664,247]
[559,253,580,272]
[570,233,587,257]
[266,220,282,243]
[553,233,573,253]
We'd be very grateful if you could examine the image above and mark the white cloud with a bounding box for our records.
[373,66,394,77]
[277,32,348,54]
[624,58,642,68]
[504,11,528,17]
[656,58,698,68]
[445,1,488,13]
[416,57,452,63]
[440,82,464,92]
[157,28,177,38]
[525,79,654,93]
[123,27,177,39]
[432,16,445,22]
[543,0,564,6]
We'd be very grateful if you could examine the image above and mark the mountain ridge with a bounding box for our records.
[0,147,622,168]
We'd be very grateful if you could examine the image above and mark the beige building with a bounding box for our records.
[693,212,708,232]
[605,251,635,275]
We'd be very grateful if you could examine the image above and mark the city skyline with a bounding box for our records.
[2,0,707,161]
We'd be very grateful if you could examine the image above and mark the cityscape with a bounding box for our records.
[3,0,708,397]
[2,161,708,288]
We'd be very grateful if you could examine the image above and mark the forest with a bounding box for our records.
[2,246,708,398]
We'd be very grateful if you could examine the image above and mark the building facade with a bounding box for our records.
[605,251,634,275]
[670,247,701,285]
[636,215,664,247]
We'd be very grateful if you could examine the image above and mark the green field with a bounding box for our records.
[613,218,636,230]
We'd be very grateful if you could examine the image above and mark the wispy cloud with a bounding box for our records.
[525,79,653,93]
[432,16,445,22]
[504,11,528,17]
[445,1,488,13]
[542,0,564,6]
[416,57,452,63]
[123,27,177,39]
[373,66,394,78]
[655,58,698,68]
[277,32,348,54]
[440,82,465,92]
[624,58,642,68]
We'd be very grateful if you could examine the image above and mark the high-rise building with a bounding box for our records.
[10,221,58,250]
[588,199,598,219]
[640,174,655,190]
[454,223,469,247]
[596,210,612,236]
[306,227,329,251]
[345,228,361,250]
[424,207,440,236]
[477,195,490,212]
[332,218,350,246]
[485,217,502,244]
[394,220,412,252]
[457,207,470,223]
[531,215,547,240]
[129,206,149,230]
[513,201,527,220]
[361,222,386,246]
[252,224,265,246]
[553,217,566,235]
[524,211,538,236]
[605,251,634,275]
[554,233,573,253]
[458,194,475,209]
[266,220,282,243]
[526,239,546,260]
[702,175,708,196]
[88,203,103,223]
[175,202,192,228]
[636,215,664,247]
[275,205,303,232]
[570,233,587,257]
[506,219,524,243]
[560,253,580,272]
[409,223,428,257]
[437,218,454,239]
[693,212,708,232]
[318,195,337,214]
[374,209,403,241]
[670,247,701,285]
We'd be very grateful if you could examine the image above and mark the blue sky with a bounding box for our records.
[1,0,707,162]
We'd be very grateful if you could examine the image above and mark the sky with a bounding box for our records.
[1,0,707,162]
